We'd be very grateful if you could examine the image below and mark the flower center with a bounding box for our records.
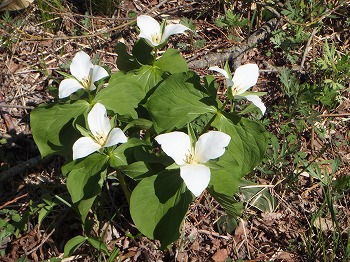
[95,132,107,146]
[185,148,198,164]
[231,85,238,96]
[151,33,162,45]
[81,76,92,90]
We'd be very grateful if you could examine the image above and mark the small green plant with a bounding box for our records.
[315,40,350,108]
[29,14,269,254]
[302,159,350,261]
[215,9,248,40]
[35,0,64,31]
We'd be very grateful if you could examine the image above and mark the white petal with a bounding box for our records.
[88,103,111,138]
[58,78,83,98]
[244,95,266,115]
[232,64,259,94]
[137,15,160,46]
[70,51,93,81]
[180,164,210,197]
[91,65,109,83]
[155,132,191,166]
[195,131,231,163]
[73,137,101,160]
[161,24,189,43]
[209,66,230,79]
[209,66,234,86]
[105,128,128,147]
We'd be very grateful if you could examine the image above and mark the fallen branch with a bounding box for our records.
[188,18,281,69]
[0,155,52,183]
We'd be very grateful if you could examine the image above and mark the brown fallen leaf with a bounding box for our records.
[0,0,34,11]
[212,248,228,262]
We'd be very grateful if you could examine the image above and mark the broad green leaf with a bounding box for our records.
[30,100,90,157]
[155,48,188,73]
[94,72,145,119]
[110,138,150,168]
[87,237,110,255]
[130,170,194,248]
[124,118,153,131]
[66,154,108,221]
[115,42,140,71]
[210,112,268,195]
[129,65,164,93]
[66,153,108,203]
[239,179,277,212]
[64,235,87,257]
[119,161,152,180]
[132,39,154,65]
[207,187,243,218]
[145,72,217,133]
[203,75,220,99]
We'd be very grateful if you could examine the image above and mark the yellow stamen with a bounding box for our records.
[151,33,161,45]
[81,76,92,90]
[185,148,198,164]
[95,132,107,146]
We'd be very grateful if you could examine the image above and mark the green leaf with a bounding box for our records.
[130,170,194,248]
[215,215,238,234]
[94,72,145,119]
[124,118,153,131]
[115,42,140,71]
[87,237,110,255]
[30,100,90,157]
[38,194,59,226]
[132,39,154,65]
[155,48,188,73]
[145,72,217,133]
[210,112,268,195]
[110,138,150,168]
[207,187,243,217]
[129,65,164,93]
[120,161,152,180]
[239,179,277,212]
[64,235,87,257]
[108,247,120,262]
[66,153,108,221]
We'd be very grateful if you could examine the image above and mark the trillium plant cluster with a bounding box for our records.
[30,15,268,251]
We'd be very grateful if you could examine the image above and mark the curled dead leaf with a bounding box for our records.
[0,0,34,11]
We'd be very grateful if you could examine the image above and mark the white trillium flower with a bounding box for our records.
[73,103,127,160]
[155,131,231,197]
[59,51,109,98]
[137,15,190,47]
[209,64,266,114]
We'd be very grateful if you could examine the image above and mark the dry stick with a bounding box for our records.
[320,113,350,118]
[0,103,34,110]
[0,155,52,183]
[0,193,28,209]
[188,18,281,69]
[25,228,56,256]
[299,27,318,72]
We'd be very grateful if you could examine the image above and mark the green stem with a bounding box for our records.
[145,130,151,142]
[230,99,235,113]
[117,171,131,205]
[153,48,158,65]
[202,113,217,134]
[88,91,93,104]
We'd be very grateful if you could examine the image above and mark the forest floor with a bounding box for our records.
[0,0,349,261]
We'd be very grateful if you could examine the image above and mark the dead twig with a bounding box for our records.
[0,155,52,182]
[188,18,281,69]
[25,228,56,256]
[0,193,28,209]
